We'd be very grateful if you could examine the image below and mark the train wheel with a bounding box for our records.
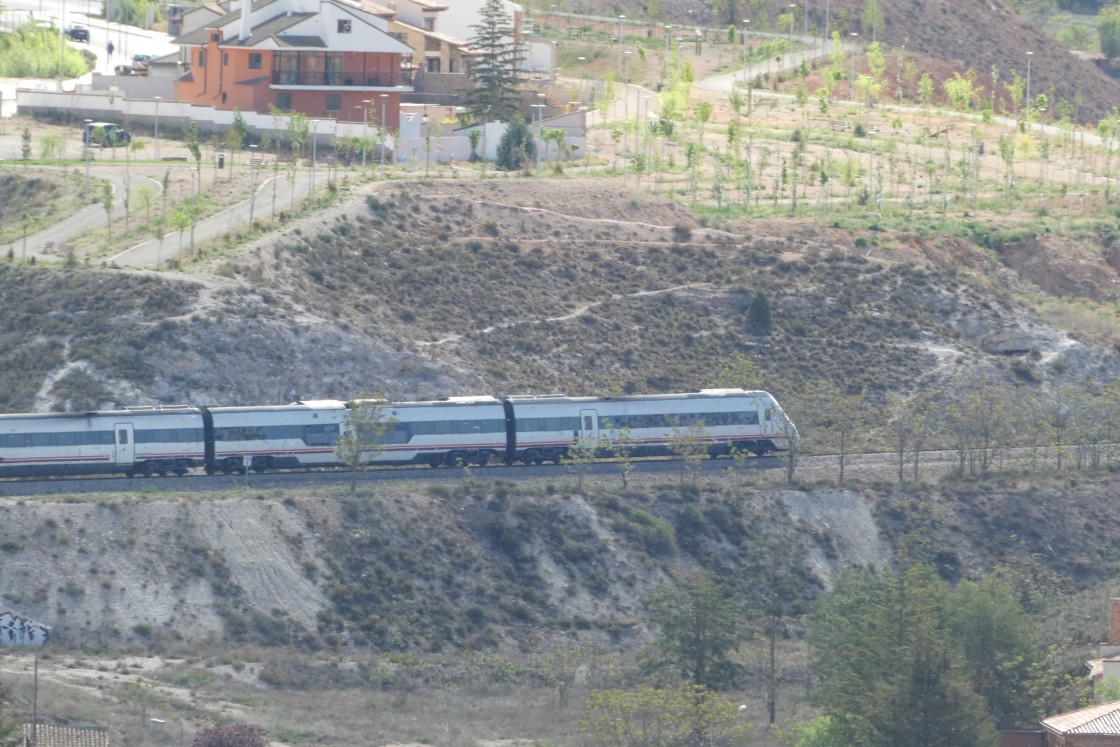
[139,462,154,477]
[522,449,540,465]
[476,451,490,467]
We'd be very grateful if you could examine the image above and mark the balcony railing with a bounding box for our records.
[271,70,412,87]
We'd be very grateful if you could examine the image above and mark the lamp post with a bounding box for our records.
[379,93,388,169]
[531,101,545,171]
[189,166,197,258]
[83,118,92,199]
[577,55,585,93]
[248,143,259,224]
[824,0,831,56]
[421,113,431,176]
[617,14,625,78]
[149,718,184,747]
[788,4,796,70]
[310,119,317,204]
[360,98,371,167]
[153,96,161,161]
[849,32,858,101]
[1025,51,1033,114]
[663,25,671,82]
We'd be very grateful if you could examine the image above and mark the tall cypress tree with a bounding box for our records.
[466,0,524,122]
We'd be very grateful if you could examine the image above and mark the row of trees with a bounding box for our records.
[783,371,1120,486]
[578,555,1054,747]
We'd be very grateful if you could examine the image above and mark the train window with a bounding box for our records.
[303,424,339,445]
[118,429,129,445]
[383,425,410,444]
[583,416,593,430]
[0,433,30,448]
[765,408,772,421]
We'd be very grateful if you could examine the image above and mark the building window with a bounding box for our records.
[198,50,206,68]
[326,94,341,111]
[423,17,434,31]
[337,19,351,33]
[223,52,228,65]
[276,93,292,110]
[210,32,220,42]
[248,53,262,70]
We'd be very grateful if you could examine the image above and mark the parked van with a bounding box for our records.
[83,122,131,147]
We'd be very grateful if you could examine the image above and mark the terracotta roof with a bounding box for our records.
[391,19,466,47]
[1044,701,1120,735]
[21,724,110,747]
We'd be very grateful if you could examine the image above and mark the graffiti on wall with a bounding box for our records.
[0,611,50,648]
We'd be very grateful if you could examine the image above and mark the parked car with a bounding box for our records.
[64,24,89,42]
[83,122,132,147]
[131,53,153,64]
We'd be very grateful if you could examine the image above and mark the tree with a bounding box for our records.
[747,290,771,334]
[465,0,523,122]
[495,120,536,171]
[642,571,741,689]
[580,685,748,747]
[193,723,269,747]
[1100,5,1120,59]
[670,421,709,486]
[710,352,764,390]
[335,396,393,492]
[101,180,114,249]
[226,109,248,177]
[740,521,814,725]
[949,576,1050,729]
[0,683,21,747]
[808,565,1048,747]
[802,381,871,487]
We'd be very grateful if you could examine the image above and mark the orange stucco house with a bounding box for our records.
[173,0,414,129]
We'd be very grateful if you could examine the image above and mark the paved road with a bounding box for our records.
[108,168,314,268]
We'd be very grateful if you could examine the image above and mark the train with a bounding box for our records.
[0,389,797,479]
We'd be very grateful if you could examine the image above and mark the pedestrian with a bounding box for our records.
[107,40,114,59]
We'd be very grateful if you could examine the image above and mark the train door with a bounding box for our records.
[113,423,135,466]
[578,409,599,450]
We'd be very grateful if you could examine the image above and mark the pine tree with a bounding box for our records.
[466,0,524,122]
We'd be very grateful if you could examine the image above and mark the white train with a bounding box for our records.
[0,389,797,478]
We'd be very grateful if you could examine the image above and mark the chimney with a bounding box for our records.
[1110,598,1120,646]
[239,0,251,41]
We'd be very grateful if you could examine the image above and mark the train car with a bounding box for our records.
[376,396,509,467]
[0,406,205,478]
[502,389,797,464]
[203,400,349,474]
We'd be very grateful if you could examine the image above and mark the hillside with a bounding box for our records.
[1,176,1117,413]
[641,0,1120,123]
[3,470,1120,747]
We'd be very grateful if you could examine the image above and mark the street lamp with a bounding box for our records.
[742,19,750,86]
[83,118,92,199]
[788,4,796,70]
[379,93,388,169]
[248,144,259,224]
[531,101,545,171]
[149,718,184,747]
[360,98,371,167]
[188,166,197,258]
[421,113,430,177]
[617,14,625,78]
[310,119,317,204]
[153,96,161,161]
[849,32,858,101]
[577,55,585,93]
[1025,51,1034,114]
